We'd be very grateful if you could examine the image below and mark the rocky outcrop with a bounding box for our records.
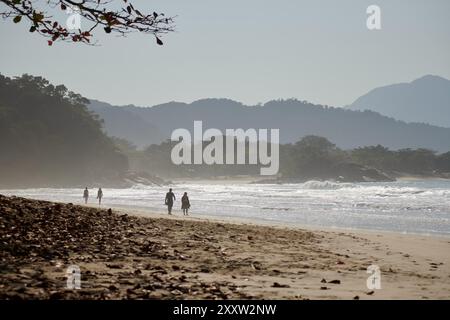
[331,163,394,182]
[256,163,394,184]
[96,171,169,188]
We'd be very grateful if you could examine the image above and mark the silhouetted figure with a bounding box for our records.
[97,188,103,205]
[83,187,89,204]
[181,192,190,216]
[165,188,176,215]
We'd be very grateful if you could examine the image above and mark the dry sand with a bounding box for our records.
[1,195,449,299]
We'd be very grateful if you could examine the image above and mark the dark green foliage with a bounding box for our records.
[436,152,450,172]
[351,145,395,170]
[350,146,440,175]
[279,136,348,179]
[119,135,450,180]
[134,139,260,179]
[0,74,128,187]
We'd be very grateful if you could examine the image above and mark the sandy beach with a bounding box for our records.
[0,194,449,300]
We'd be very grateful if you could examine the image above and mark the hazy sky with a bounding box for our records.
[1,0,449,107]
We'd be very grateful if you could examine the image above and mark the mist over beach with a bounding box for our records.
[1,0,450,305]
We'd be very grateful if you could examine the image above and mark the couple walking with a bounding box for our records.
[165,188,190,215]
[83,187,103,205]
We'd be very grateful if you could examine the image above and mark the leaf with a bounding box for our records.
[33,12,44,23]
[13,15,22,23]
[29,26,36,33]
[156,37,163,45]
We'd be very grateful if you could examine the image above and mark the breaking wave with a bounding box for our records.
[300,180,356,190]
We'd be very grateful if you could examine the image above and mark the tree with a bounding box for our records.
[395,148,436,174]
[280,136,346,178]
[436,152,450,173]
[0,73,129,187]
[351,145,396,170]
[111,136,137,154]
[0,0,174,46]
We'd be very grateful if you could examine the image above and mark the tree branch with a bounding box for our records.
[0,0,175,45]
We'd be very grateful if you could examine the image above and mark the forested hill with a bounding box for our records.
[88,98,450,152]
[0,74,128,188]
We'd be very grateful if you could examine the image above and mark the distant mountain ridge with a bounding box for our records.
[89,99,164,147]
[88,98,450,152]
[348,75,450,128]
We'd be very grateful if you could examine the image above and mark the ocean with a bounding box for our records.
[2,179,450,236]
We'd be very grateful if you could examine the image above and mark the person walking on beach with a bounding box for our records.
[165,188,176,215]
[97,188,103,205]
[83,187,89,204]
[181,192,190,216]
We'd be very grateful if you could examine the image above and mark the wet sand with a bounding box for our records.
[1,195,449,299]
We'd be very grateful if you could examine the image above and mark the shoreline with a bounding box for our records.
[53,197,450,240]
[105,204,450,239]
[1,195,449,299]
[2,174,449,190]
[3,189,450,237]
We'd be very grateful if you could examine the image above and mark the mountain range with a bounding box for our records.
[348,75,450,128]
[88,94,450,153]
